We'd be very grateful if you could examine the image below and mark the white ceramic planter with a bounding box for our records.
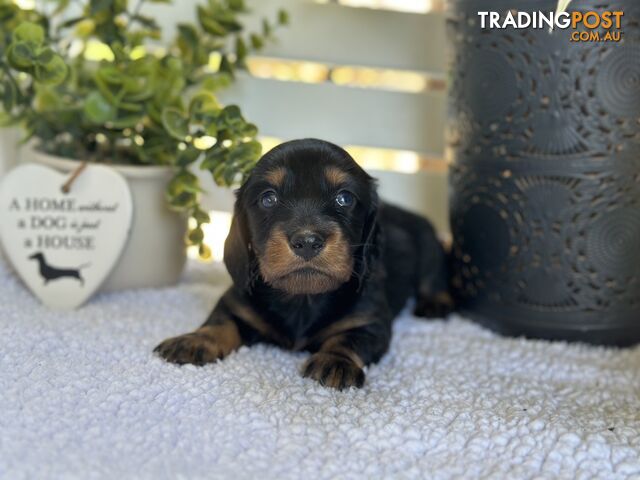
[29,149,187,292]
[0,128,22,177]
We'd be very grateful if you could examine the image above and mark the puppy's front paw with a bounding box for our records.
[302,352,365,390]
[154,325,240,366]
[414,291,454,319]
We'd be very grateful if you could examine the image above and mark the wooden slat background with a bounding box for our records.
[218,75,446,155]
[1,0,451,232]
[239,1,447,73]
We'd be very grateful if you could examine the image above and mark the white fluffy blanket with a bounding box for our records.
[1,257,640,479]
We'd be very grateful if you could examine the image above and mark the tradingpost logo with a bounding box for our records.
[478,10,624,42]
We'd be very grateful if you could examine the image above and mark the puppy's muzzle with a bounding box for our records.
[289,230,325,261]
[258,225,353,295]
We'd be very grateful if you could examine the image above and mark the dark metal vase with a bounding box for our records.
[447,0,640,345]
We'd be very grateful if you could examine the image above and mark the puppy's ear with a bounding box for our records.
[224,200,254,291]
[356,185,381,290]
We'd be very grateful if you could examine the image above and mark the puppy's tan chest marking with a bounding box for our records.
[222,290,293,347]
[298,315,373,350]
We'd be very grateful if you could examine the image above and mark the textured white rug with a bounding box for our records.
[1,256,640,480]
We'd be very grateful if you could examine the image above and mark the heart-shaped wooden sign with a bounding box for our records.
[0,163,133,309]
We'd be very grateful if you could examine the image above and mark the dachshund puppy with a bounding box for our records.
[155,139,453,389]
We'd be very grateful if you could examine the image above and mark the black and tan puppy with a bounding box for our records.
[155,139,453,389]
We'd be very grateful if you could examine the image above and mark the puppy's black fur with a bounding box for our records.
[155,139,453,389]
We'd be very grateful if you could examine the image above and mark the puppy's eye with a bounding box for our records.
[260,190,278,208]
[335,191,354,207]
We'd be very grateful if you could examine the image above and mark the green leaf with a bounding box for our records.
[222,105,243,125]
[122,76,154,101]
[240,122,258,138]
[13,22,45,46]
[109,113,146,129]
[167,190,196,209]
[168,170,201,197]
[197,6,227,36]
[250,33,264,50]
[227,0,246,13]
[34,85,61,111]
[36,47,55,64]
[7,42,35,69]
[188,227,204,245]
[189,91,219,115]
[223,164,237,185]
[145,100,162,124]
[218,54,234,77]
[94,75,119,105]
[201,73,232,92]
[204,122,218,137]
[1,79,17,112]
[200,147,227,172]
[198,243,212,260]
[84,91,116,123]
[161,107,189,140]
[90,0,127,16]
[278,9,289,25]
[212,161,227,185]
[118,100,144,112]
[96,65,124,85]
[235,36,247,64]
[261,19,272,38]
[34,54,68,85]
[229,140,261,162]
[192,207,210,224]
[214,10,242,32]
[176,146,201,167]
[177,23,199,54]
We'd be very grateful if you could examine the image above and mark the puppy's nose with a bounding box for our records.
[289,231,325,260]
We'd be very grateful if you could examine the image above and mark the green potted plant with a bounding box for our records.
[0,0,288,290]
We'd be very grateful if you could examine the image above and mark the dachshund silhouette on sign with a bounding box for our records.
[28,252,89,286]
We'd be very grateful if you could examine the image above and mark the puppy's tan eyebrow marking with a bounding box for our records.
[324,166,349,186]
[264,167,287,187]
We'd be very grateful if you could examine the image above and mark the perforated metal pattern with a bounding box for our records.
[447,0,640,344]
